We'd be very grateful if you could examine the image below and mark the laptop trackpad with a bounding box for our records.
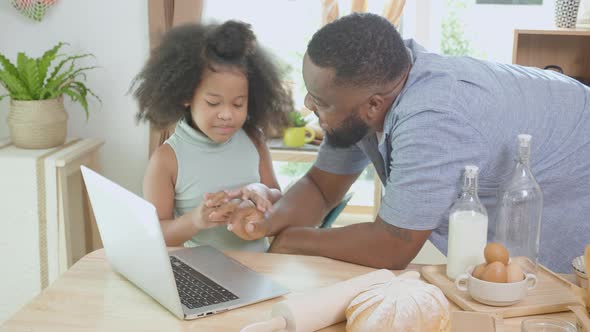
[171,246,281,301]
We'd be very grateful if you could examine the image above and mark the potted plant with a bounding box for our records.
[0,42,99,149]
[283,111,315,147]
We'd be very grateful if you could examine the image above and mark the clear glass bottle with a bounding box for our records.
[494,134,543,276]
[446,165,489,280]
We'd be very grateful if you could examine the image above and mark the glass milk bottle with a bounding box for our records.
[446,165,489,280]
[495,134,543,276]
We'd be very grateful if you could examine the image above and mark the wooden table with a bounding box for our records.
[0,249,577,331]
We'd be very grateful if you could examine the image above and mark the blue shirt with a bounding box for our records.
[315,39,590,273]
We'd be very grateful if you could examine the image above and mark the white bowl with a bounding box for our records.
[572,255,588,288]
[455,266,537,306]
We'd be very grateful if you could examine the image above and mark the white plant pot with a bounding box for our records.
[555,0,581,28]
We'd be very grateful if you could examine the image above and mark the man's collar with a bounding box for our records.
[379,43,417,145]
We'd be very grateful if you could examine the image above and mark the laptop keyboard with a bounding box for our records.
[170,256,239,309]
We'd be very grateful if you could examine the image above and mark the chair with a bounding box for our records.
[320,192,354,229]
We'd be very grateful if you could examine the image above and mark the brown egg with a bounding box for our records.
[472,263,487,280]
[506,263,525,283]
[484,243,510,265]
[480,261,508,283]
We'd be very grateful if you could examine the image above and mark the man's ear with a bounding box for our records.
[366,94,386,122]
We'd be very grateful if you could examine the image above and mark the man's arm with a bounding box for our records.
[269,217,432,270]
[267,166,361,236]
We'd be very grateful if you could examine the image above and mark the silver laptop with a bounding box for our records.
[80,166,289,320]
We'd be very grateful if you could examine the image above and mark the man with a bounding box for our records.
[227,13,590,273]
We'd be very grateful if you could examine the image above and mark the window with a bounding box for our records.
[435,0,556,63]
[203,1,382,214]
[202,0,322,110]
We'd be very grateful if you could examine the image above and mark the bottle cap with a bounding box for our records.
[464,165,479,178]
[518,134,532,147]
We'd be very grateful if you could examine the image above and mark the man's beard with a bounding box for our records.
[325,111,370,148]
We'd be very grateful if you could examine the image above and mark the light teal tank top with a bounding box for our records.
[165,119,269,252]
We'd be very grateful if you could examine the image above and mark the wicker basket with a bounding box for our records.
[555,0,581,28]
[7,97,68,149]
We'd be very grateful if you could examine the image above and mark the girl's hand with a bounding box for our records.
[191,197,239,230]
[206,198,242,224]
[226,184,273,212]
[204,191,231,208]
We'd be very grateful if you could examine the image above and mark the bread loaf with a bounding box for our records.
[345,278,450,332]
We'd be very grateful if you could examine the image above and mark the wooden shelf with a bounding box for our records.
[515,28,590,36]
[513,29,590,83]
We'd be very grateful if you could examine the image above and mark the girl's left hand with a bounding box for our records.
[225,184,272,212]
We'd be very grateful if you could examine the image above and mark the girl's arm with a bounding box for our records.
[253,137,282,203]
[144,144,219,246]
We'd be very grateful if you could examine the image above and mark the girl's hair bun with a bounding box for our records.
[206,20,256,60]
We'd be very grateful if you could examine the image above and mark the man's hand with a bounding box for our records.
[227,200,271,241]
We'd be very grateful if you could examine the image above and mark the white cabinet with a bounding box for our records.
[0,138,103,322]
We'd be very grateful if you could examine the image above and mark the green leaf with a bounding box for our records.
[45,54,92,87]
[46,65,98,98]
[86,87,101,106]
[71,81,101,107]
[1,43,100,114]
[287,111,307,127]
[65,66,98,82]
[0,53,19,78]
[63,87,89,120]
[0,70,31,99]
[43,63,98,100]
[41,60,77,97]
[37,42,66,87]
[23,57,41,99]
[16,53,34,95]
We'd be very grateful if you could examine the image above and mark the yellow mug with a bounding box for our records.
[283,126,315,147]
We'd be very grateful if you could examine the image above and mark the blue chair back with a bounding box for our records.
[320,192,354,229]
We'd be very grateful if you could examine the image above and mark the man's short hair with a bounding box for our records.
[307,13,410,87]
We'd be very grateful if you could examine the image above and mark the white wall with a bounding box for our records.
[0,0,150,194]
[402,0,445,53]
[400,0,557,63]
[460,0,556,63]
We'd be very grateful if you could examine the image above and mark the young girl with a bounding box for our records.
[132,21,292,252]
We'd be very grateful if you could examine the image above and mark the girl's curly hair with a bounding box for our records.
[131,21,292,139]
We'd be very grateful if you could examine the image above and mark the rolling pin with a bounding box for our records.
[240,269,420,332]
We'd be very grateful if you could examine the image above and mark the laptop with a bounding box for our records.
[80,166,289,320]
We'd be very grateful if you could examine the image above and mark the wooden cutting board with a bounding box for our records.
[422,264,584,318]
[569,305,590,332]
